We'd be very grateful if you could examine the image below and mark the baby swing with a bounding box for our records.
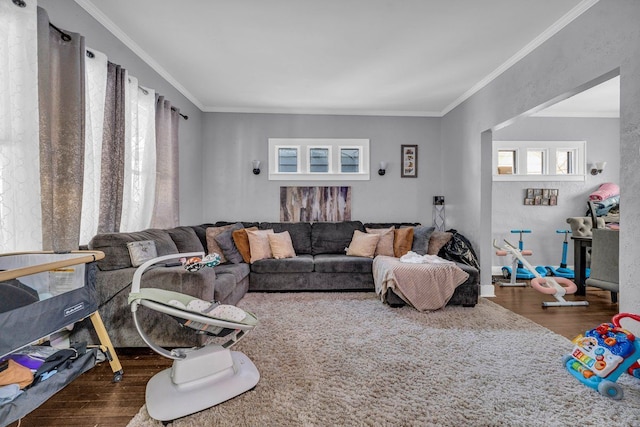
[128,252,260,424]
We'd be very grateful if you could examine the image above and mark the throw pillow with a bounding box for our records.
[268,231,296,259]
[126,240,158,267]
[214,224,245,264]
[247,229,275,263]
[427,231,453,255]
[393,227,414,257]
[345,230,380,258]
[412,225,435,255]
[232,227,258,263]
[365,227,395,257]
[206,223,241,263]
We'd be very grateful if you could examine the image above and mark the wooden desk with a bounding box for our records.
[571,236,592,296]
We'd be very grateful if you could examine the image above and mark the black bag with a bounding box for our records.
[441,229,480,271]
[30,342,87,387]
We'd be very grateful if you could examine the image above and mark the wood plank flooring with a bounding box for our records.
[8,285,620,427]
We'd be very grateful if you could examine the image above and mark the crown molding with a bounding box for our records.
[74,0,205,111]
[440,0,600,117]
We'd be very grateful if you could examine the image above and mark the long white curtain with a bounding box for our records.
[79,48,107,245]
[120,75,156,232]
[0,0,42,251]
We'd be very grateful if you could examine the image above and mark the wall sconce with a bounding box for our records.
[252,160,261,175]
[590,161,606,175]
[378,161,387,176]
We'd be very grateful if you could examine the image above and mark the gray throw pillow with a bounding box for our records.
[412,226,435,255]
[214,223,244,264]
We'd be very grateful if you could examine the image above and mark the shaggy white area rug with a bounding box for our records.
[127,292,640,426]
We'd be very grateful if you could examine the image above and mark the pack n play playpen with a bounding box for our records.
[0,251,122,426]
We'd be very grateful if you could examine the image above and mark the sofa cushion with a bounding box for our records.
[166,226,205,253]
[247,229,275,263]
[215,225,245,264]
[259,222,312,254]
[345,230,379,258]
[427,231,453,255]
[268,231,296,259]
[393,227,414,257]
[364,222,420,229]
[89,229,178,271]
[214,262,250,283]
[215,221,260,228]
[190,223,214,251]
[232,227,258,263]
[311,221,365,255]
[206,223,240,263]
[412,225,435,255]
[251,254,314,274]
[314,254,373,274]
[366,227,395,257]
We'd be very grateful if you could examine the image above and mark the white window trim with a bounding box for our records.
[493,140,586,182]
[269,138,370,181]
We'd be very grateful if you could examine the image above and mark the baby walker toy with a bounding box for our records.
[493,239,588,307]
[498,230,536,287]
[564,313,640,399]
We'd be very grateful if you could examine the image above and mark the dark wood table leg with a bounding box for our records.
[573,239,587,296]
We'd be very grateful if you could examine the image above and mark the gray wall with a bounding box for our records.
[491,117,620,270]
[202,113,442,223]
[441,0,640,329]
[39,0,205,225]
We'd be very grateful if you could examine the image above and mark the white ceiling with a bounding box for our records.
[76,0,615,117]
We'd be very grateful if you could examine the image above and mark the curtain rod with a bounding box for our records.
[49,22,72,42]
[18,2,189,121]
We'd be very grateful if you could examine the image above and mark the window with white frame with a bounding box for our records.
[493,141,586,181]
[269,138,370,180]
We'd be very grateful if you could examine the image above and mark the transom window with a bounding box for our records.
[493,141,585,182]
[269,138,370,181]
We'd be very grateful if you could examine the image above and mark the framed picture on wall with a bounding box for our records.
[401,145,418,178]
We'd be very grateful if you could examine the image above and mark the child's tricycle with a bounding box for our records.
[564,313,640,399]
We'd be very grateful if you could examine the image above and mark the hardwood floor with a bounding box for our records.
[9,285,620,427]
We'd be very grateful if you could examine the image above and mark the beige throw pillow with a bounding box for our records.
[346,230,380,258]
[268,231,296,259]
[427,231,453,255]
[206,224,238,263]
[365,227,395,257]
[247,229,275,263]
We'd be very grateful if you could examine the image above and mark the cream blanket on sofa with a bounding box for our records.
[373,254,469,311]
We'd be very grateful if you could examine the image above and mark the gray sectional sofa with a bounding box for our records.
[72,220,478,348]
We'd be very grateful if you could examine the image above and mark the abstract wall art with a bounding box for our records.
[280,186,351,222]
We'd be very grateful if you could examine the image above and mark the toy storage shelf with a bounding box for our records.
[0,251,122,427]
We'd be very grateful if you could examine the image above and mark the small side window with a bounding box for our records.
[497,150,516,174]
[278,147,298,173]
[340,148,360,173]
[493,141,585,182]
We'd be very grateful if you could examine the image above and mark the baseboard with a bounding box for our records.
[480,283,495,298]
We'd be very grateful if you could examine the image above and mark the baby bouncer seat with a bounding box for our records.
[128,252,259,423]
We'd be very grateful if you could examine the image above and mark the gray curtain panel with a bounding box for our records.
[151,96,180,229]
[98,62,126,233]
[37,7,85,251]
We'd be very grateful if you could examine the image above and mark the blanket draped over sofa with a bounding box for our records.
[71,221,479,348]
[373,255,469,311]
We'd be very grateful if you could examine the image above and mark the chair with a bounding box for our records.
[566,216,606,238]
[585,228,619,303]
